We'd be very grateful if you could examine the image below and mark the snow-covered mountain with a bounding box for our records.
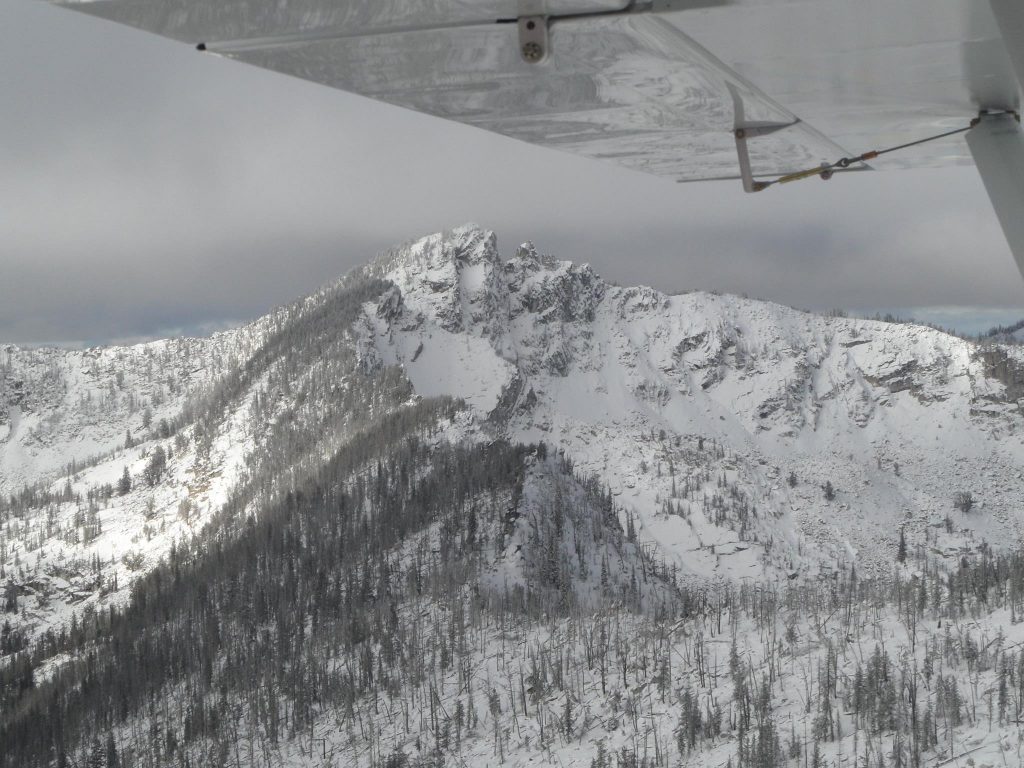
[363,227,1024,578]
[3,225,1024,768]
[4,225,1024,630]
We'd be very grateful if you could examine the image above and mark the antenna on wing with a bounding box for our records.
[727,83,799,193]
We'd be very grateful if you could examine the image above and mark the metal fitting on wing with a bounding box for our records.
[518,17,548,63]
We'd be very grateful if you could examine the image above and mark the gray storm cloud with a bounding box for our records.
[2,0,1022,344]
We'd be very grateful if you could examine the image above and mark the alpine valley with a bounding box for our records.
[4,226,1024,768]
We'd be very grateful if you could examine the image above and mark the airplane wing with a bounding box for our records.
[44,1,1024,263]
[46,0,1016,185]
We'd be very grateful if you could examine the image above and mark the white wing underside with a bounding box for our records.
[50,0,1020,183]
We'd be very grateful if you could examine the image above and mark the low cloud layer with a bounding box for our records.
[3,1,1023,345]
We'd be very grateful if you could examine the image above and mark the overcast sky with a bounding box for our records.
[3,0,1024,345]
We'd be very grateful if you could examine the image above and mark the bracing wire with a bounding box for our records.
[760,110,1020,188]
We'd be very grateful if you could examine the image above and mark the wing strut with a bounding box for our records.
[989,0,1024,95]
[967,112,1024,280]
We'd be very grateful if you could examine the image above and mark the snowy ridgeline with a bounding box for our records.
[2,225,1024,768]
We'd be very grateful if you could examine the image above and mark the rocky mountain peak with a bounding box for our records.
[357,227,1024,581]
